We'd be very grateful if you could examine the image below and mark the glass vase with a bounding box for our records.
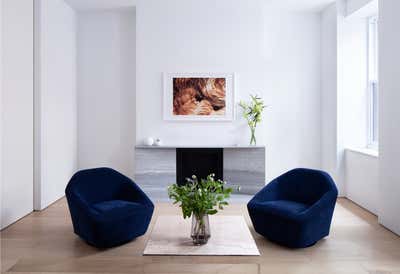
[191,214,210,245]
[250,127,256,145]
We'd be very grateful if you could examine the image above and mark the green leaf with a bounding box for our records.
[167,173,233,218]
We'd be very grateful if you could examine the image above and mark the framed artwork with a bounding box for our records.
[163,73,235,121]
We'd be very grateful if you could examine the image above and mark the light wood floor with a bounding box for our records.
[1,198,400,274]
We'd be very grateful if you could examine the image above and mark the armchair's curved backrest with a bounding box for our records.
[277,168,337,205]
[66,167,130,204]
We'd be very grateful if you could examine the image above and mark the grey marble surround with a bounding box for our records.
[134,146,266,195]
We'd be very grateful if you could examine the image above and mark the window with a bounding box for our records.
[367,16,378,149]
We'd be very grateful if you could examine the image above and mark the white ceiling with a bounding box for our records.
[64,0,138,11]
[65,0,335,12]
[270,0,336,12]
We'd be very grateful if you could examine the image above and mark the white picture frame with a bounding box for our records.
[163,73,235,121]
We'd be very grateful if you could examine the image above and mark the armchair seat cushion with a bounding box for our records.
[255,200,309,217]
[92,200,145,219]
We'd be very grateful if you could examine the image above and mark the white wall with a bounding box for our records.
[336,0,378,213]
[34,0,78,210]
[347,0,377,15]
[77,10,136,178]
[345,150,378,214]
[136,0,322,182]
[321,3,344,194]
[379,0,400,235]
[320,0,370,196]
[1,0,34,228]
[0,0,3,228]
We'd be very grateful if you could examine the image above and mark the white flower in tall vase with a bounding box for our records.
[239,95,267,146]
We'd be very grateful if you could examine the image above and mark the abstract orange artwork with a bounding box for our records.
[164,73,234,121]
[172,78,226,116]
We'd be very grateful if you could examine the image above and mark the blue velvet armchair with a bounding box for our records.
[247,168,338,248]
[65,167,154,248]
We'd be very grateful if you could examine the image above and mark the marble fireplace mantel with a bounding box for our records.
[134,145,266,194]
[135,145,266,149]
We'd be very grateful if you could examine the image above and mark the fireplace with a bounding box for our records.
[176,148,223,185]
[135,145,265,194]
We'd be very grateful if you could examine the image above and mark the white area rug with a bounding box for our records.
[143,215,260,256]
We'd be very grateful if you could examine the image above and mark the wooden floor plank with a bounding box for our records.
[1,198,400,274]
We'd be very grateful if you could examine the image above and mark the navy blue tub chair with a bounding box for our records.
[65,167,154,248]
[248,168,338,248]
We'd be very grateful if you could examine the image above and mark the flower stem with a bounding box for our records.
[250,126,256,145]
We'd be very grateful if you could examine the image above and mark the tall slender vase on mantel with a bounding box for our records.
[168,174,233,245]
[239,95,266,146]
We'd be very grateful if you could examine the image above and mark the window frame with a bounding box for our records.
[366,16,379,150]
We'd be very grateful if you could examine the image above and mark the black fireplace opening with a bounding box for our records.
[176,148,223,186]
